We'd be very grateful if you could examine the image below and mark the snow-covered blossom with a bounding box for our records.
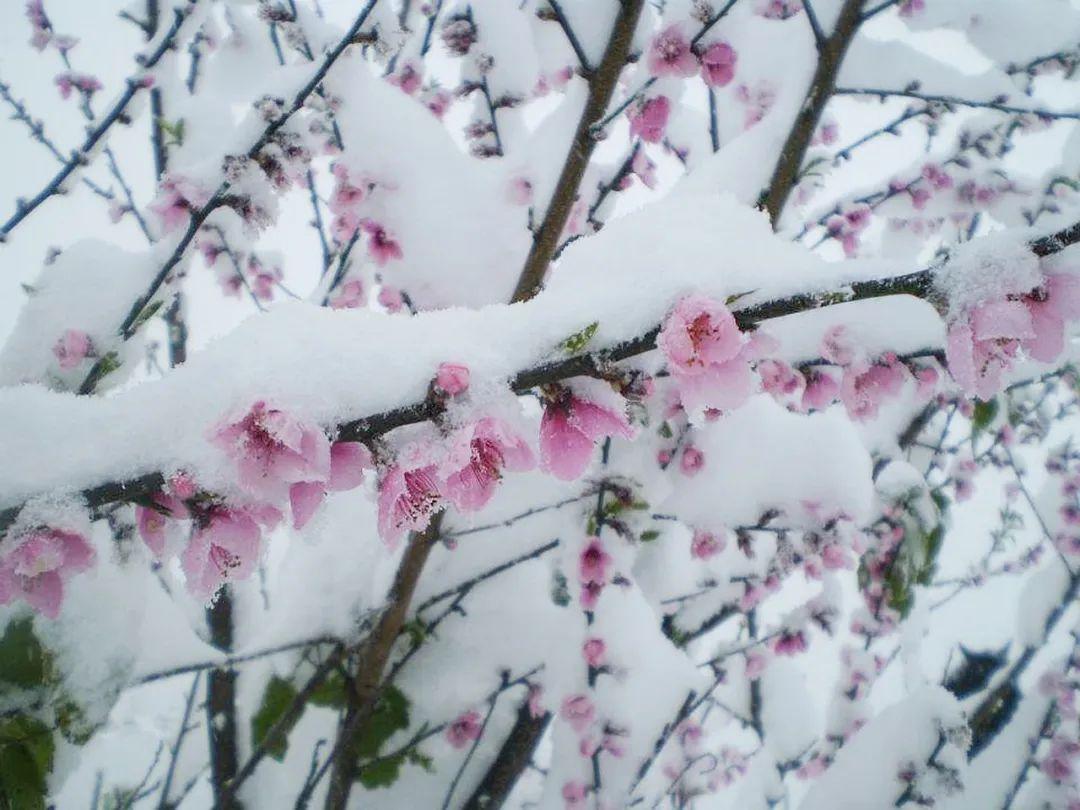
[55,72,101,100]
[631,149,658,189]
[560,694,595,733]
[52,329,92,370]
[434,362,470,396]
[583,637,606,668]
[699,41,737,87]
[840,357,906,421]
[445,710,482,749]
[648,25,697,78]
[362,220,404,266]
[149,175,209,234]
[212,401,331,504]
[680,446,705,475]
[0,526,95,619]
[329,279,365,309]
[562,781,588,808]
[441,417,534,512]
[691,529,725,560]
[181,505,268,601]
[629,96,671,144]
[539,390,634,481]
[946,273,1080,399]
[658,294,755,415]
[579,537,612,585]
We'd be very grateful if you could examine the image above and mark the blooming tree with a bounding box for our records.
[3,0,1080,808]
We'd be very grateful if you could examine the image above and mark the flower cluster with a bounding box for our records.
[946,271,1080,400]
[0,525,95,618]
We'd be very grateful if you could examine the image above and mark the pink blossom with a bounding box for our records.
[700,41,737,87]
[801,368,840,411]
[362,221,403,266]
[435,362,470,396]
[562,781,588,808]
[212,401,331,504]
[1023,273,1080,363]
[898,0,925,17]
[579,537,613,584]
[389,61,422,95]
[629,96,671,144]
[560,694,595,733]
[377,444,444,546]
[0,527,95,619]
[181,506,265,600]
[922,163,953,190]
[840,359,906,421]
[691,529,725,560]
[583,637,606,668]
[658,294,754,414]
[1041,754,1074,783]
[329,279,365,309]
[149,175,208,234]
[52,329,92,370]
[539,391,634,481]
[442,417,535,512]
[378,286,406,313]
[744,651,767,679]
[797,756,829,779]
[424,88,453,119]
[507,177,534,206]
[680,446,705,475]
[445,710,482,749]
[580,580,604,610]
[648,24,698,78]
[759,359,804,400]
[772,630,808,656]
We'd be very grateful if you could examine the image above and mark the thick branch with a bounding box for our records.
[5,219,1080,534]
[509,0,645,303]
[461,705,551,810]
[322,514,445,809]
[760,0,865,226]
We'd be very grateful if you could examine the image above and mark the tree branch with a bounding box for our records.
[509,0,645,302]
[760,0,865,226]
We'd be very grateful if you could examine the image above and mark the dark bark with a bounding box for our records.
[460,707,551,810]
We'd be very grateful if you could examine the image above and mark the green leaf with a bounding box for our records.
[560,322,598,354]
[55,697,94,745]
[657,422,673,439]
[551,570,570,607]
[251,676,299,762]
[131,299,164,331]
[94,351,122,381]
[357,753,404,789]
[0,715,54,810]
[0,618,48,690]
[972,398,999,432]
[354,686,409,760]
[640,529,660,542]
[309,671,346,710]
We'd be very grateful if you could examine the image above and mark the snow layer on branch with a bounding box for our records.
[660,397,875,528]
[899,0,1080,68]
[0,187,921,509]
[799,687,966,810]
[326,59,531,309]
[0,240,158,390]
[933,227,1042,316]
[840,37,1024,105]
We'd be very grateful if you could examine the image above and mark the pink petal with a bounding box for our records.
[539,408,596,481]
[23,571,64,619]
[1026,303,1066,363]
[329,442,372,491]
[972,300,1035,341]
[290,481,327,530]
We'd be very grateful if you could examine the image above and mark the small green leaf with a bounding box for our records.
[309,671,346,710]
[0,618,48,690]
[0,715,54,810]
[658,422,673,439]
[640,530,660,542]
[251,676,299,762]
[551,570,570,607]
[560,322,599,354]
[357,753,404,789]
[131,299,164,331]
[972,398,999,432]
[94,351,122,381]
